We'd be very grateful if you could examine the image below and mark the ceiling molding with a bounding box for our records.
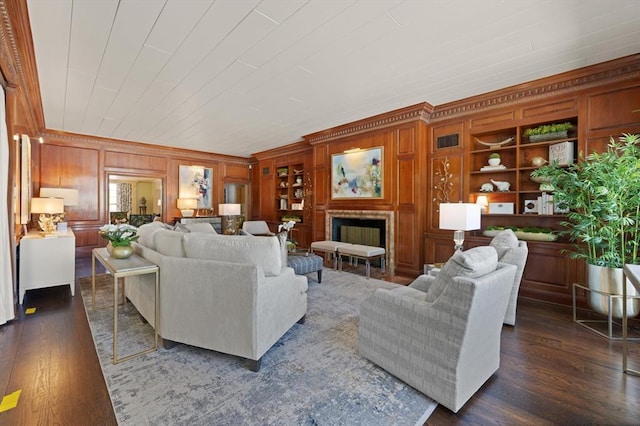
[430,54,640,122]
[304,102,434,144]
[0,0,45,132]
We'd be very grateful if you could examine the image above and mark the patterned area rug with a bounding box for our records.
[79,269,436,425]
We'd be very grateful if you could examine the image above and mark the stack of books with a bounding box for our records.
[480,164,507,172]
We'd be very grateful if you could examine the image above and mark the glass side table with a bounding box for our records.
[92,248,159,364]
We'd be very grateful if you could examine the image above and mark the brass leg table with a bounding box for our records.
[92,247,159,364]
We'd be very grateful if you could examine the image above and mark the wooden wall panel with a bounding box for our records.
[222,163,249,181]
[39,144,100,222]
[587,86,640,132]
[104,150,167,172]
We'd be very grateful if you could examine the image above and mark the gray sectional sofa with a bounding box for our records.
[124,221,308,371]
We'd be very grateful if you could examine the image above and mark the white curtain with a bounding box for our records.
[0,86,15,325]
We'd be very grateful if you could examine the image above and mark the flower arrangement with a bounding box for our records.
[98,223,139,246]
[278,220,297,251]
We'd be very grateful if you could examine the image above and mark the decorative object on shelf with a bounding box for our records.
[433,157,454,211]
[488,152,501,166]
[482,226,557,241]
[523,122,574,142]
[549,141,575,166]
[439,203,481,251]
[179,165,212,209]
[280,181,288,188]
[277,167,288,177]
[294,188,304,198]
[476,195,489,214]
[30,197,64,233]
[529,172,553,190]
[523,199,538,214]
[474,136,515,147]
[219,203,241,235]
[532,133,640,324]
[488,202,514,214]
[177,198,197,217]
[530,156,547,167]
[331,146,382,199]
[480,182,494,192]
[490,179,510,192]
[295,177,302,185]
[99,223,139,259]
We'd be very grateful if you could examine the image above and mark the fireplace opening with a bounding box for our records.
[331,218,386,267]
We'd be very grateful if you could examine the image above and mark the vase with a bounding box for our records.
[108,243,134,259]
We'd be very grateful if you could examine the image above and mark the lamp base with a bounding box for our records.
[180,209,195,217]
[453,230,465,252]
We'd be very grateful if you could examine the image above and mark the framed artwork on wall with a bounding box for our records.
[179,165,212,209]
[20,134,31,225]
[331,146,383,199]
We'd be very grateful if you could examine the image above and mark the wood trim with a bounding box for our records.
[303,102,434,144]
[431,53,640,122]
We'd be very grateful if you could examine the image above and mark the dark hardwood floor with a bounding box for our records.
[1,258,640,425]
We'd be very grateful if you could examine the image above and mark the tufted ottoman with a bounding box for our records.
[287,253,323,283]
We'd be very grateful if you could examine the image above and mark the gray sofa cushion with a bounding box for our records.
[136,221,170,250]
[154,229,187,258]
[183,233,282,277]
[490,229,519,258]
[184,222,217,234]
[425,246,498,302]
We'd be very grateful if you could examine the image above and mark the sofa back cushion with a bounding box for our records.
[183,233,282,276]
[154,229,187,258]
[136,221,170,250]
[425,246,498,302]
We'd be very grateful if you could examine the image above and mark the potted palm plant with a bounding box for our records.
[531,133,640,319]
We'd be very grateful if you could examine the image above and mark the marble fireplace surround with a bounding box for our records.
[325,210,395,275]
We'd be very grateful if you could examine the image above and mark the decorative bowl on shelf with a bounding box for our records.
[529,173,552,184]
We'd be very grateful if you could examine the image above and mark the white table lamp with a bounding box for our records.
[219,203,241,234]
[476,195,489,214]
[439,203,481,251]
[177,198,198,217]
[31,197,65,233]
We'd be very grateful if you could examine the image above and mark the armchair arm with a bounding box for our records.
[408,274,436,293]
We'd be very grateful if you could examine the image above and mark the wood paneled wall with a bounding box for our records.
[33,131,250,258]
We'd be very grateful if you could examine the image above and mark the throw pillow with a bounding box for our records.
[424,246,498,302]
[136,221,167,250]
[184,222,216,234]
[490,229,519,259]
[174,223,191,233]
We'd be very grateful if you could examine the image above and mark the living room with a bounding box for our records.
[1,0,640,424]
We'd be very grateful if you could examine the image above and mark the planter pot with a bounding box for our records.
[107,242,134,259]
[587,264,640,319]
[528,130,568,142]
[488,158,501,166]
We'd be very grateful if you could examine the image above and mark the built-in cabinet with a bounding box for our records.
[468,118,578,214]
[275,163,305,223]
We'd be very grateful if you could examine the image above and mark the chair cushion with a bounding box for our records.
[490,229,519,259]
[183,233,282,277]
[425,246,498,302]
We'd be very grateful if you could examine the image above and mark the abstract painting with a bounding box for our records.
[331,147,383,199]
[179,165,212,208]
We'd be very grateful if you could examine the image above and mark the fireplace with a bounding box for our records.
[326,210,394,274]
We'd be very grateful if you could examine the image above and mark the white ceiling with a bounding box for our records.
[26,0,640,158]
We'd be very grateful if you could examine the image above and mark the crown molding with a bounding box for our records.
[304,102,434,144]
[430,54,640,122]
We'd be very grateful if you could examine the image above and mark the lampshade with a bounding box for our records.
[177,198,198,209]
[218,203,241,216]
[476,195,489,213]
[439,203,481,231]
[30,197,64,214]
[40,187,79,206]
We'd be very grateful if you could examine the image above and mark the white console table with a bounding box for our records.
[19,229,76,304]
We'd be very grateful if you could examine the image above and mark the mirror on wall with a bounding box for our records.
[224,182,247,219]
[108,174,163,227]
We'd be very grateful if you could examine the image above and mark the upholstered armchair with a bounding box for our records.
[359,246,517,413]
[411,229,528,326]
[241,220,275,236]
